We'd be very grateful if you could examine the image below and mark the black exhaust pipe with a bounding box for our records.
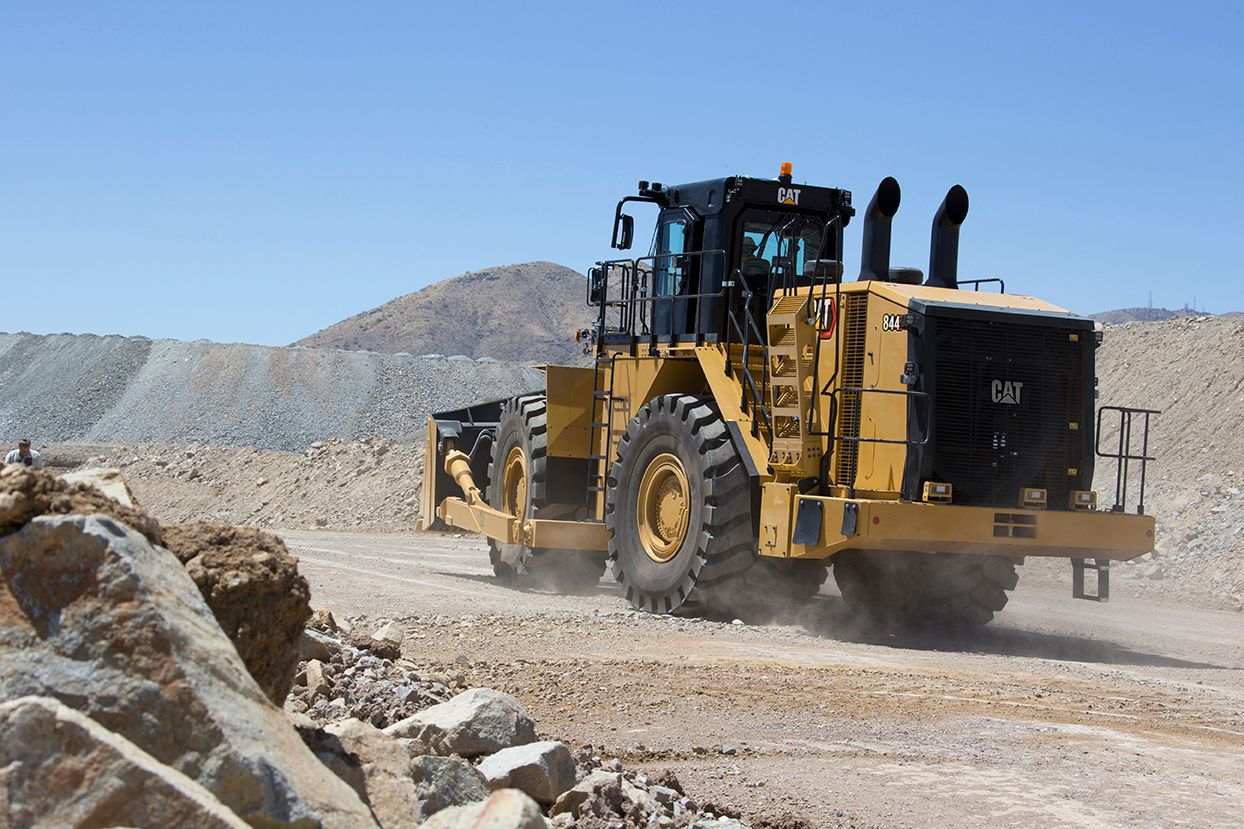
[926,184,969,289]
[858,176,901,281]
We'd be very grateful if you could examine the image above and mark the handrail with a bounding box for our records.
[721,280,771,433]
[590,249,771,433]
[959,277,1006,293]
[1095,405,1159,515]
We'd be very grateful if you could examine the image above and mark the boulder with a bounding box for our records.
[421,789,548,829]
[384,688,536,757]
[60,467,139,507]
[323,718,425,829]
[303,719,491,825]
[310,608,340,631]
[161,522,312,705]
[0,696,249,829]
[372,620,405,648]
[0,515,377,829]
[301,627,342,661]
[477,741,576,805]
[549,770,624,818]
[305,659,330,702]
[0,464,160,543]
[410,755,491,817]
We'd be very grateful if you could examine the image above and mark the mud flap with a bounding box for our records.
[793,499,823,546]
[841,502,859,537]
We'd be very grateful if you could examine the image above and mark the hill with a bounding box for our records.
[0,332,542,451]
[294,261,594,365]
[1090,306,1198,324]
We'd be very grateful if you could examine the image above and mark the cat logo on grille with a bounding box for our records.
[991,379,1024,405]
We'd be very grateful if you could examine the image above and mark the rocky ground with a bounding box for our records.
[0,466,755,828]
[284,529,1244,829]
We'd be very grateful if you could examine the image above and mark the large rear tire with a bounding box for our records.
[605,394,755,614]
[486,394,606,592]
[833,550,1020,629]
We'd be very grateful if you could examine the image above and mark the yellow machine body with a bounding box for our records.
[424,279,1155,562]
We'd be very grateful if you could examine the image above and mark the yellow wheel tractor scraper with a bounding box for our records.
[420,164,1159,628]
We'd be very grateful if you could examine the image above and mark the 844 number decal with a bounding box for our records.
[882,313,906,332]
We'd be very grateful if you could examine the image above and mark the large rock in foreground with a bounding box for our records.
[0,464,160,542]
[0,514,377,829]
[163,522,312,705]
[0,695,250,829]
[384,688,536,758]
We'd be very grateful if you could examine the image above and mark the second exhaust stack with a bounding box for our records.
[926,184,969,289]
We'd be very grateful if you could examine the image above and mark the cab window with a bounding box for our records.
[654,220,688,297]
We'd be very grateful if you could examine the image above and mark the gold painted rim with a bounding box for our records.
[502,445,528,519]
[636,453,690,563]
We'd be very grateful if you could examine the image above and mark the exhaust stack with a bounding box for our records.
[926,185,969,289]
[858,177,901,281]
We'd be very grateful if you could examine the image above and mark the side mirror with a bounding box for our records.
[588,267,604,305]
[612,213,634,250]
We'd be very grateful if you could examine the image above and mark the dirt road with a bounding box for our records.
[283,530,1244,829]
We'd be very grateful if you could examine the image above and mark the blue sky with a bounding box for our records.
[2,2,1241,345]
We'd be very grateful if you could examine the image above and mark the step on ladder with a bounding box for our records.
[765,294,820,473]
[585,352,617,518]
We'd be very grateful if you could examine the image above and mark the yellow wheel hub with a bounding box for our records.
[636,453,690,563]
[502,446,528,518]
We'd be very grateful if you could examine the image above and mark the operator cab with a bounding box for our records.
[591,164,854,345]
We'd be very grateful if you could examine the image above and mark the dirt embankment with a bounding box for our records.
[44,440,425,532]
[1085,315,1244,610]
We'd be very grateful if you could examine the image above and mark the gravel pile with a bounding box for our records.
[0,332,543,451]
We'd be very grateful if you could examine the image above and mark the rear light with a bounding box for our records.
[923,482,953,503]
[1020,488,1048,509]
[1070,490,1097,511]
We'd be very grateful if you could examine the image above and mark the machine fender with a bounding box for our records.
[726,420,762,538]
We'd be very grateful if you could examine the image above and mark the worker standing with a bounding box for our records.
[4,438,45,469]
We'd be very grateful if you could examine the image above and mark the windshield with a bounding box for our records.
[739,212,824,285]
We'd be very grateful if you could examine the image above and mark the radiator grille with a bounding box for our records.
[929,318,1085,508]
[834,293,869,487]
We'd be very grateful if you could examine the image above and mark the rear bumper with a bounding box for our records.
[776,493,1156,560]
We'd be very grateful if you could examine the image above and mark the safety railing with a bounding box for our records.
[958,277,1006,293]
[1095,405,1159,515]
[587,251,772,435]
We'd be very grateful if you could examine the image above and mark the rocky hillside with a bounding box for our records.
[0,332,543,451]
[1086,314,1244,609]
[295,262,595,366]
[1091,306,1201,323]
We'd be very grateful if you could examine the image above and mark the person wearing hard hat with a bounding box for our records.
[4,438,45,469]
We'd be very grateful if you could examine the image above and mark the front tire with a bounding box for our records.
[606,395,755,614]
